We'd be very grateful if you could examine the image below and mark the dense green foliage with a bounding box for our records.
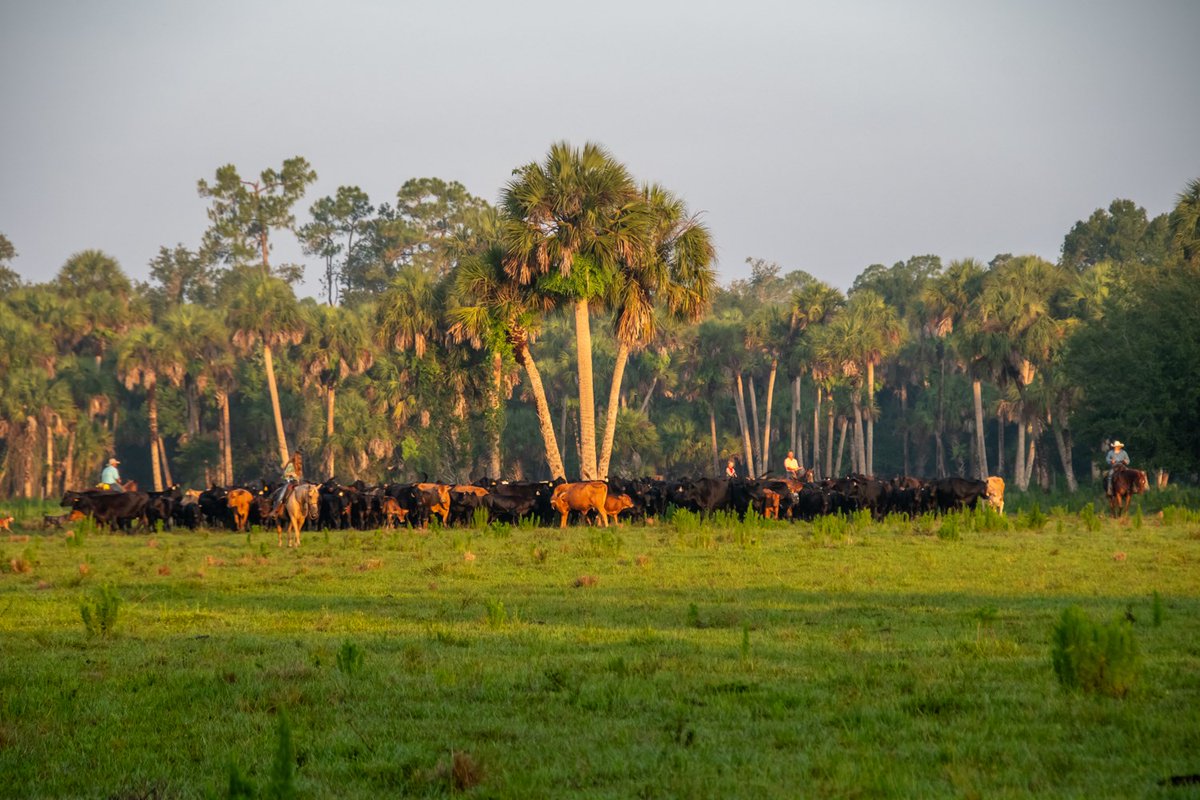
[1,151,1197,496]
[1,512,1197,797]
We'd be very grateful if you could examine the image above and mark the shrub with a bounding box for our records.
[1051,607,1139,698]
[484,599,508,628]
[1016,504,1048,531]
[937,515,960,541]
[80,584,121,638]
[1077,503,1102,532]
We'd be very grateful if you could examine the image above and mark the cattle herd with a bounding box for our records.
[51,473,1003,542]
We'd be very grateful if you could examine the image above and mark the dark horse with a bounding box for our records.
[1108,464,1149,517]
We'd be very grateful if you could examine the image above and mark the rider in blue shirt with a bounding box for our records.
[1105,440,1130,496]
[99,458,124,492]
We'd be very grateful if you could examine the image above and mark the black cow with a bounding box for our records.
[62,490,150,531]
[930,477,989,512]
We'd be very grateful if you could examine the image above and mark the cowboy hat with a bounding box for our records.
[108,457,120,465]
[1112,441,1124,448]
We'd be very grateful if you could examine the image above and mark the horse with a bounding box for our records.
[277,483,318,547]
[1108,465,1148,517]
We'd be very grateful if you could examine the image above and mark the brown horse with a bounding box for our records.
[1108,465,1148,517]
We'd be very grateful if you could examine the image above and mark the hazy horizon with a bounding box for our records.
[2,0,1197,294]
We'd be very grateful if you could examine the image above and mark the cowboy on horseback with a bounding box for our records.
[1105,440,1130,497]
[271,450,304,515]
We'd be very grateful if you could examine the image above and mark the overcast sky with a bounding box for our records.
[2,0,1198,293]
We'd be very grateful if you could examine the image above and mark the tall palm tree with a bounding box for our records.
[502,141,650,480]
[449,246,564,480]
[1168,176,1200,269]
[597,184,715,478]
[116,325,184,491]
[299,303,375,479]
[225,269,305,468]
[789,281,844,477]
[845,290,904,476]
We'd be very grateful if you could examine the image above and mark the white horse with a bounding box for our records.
[276,483,318,547]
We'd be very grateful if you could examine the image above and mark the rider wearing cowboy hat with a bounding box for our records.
[1105,440,1130,496]
[99,457,124,492]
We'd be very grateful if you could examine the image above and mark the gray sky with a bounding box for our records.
[2,0,1198,293]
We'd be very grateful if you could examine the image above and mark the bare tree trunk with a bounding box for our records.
[22,418,37,499]
[217,389,234,485]
[573,299,598,480]
[262,343,290,467]
[973,379,988,480]
[762,359,778,474]
[834,416,848,477]
[789,376,798,457]
[734,374,755,477]
[900,385,910,476]
[598,341,629,479]
[709,404,720,476]
[748,375,762,475]
[639,377,657,415]
[516,341,566,481]
[1020,423,1037,491]
[148,384,164,492]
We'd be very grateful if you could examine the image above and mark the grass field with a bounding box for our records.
[1,503,1199,798]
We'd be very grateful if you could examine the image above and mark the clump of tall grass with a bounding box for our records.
[1051,606,1139,698]
[1015,504,1048,531]
[80,584,121,638]
[336,640,365,678]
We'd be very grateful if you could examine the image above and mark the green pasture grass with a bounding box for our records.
[1,512,1199,798]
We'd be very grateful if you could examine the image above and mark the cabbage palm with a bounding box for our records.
[502,141,649,479]
[116,325,184,491]
[1168,177,1200,269]
[598,184,715,478]
[449,246,564,479]
[225,269,305,468]
[299,303,375,479]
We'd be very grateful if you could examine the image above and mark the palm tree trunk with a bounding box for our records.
[1051,412,1078,492]
[148,384,164,492]
[44,423,54,500]
[65,427,76,492]
[995,410,1005,478]
[262,343,290,467]
[834,416,848,477]
[865,361,875,477]
[325,386,336,480]
[490,351,503,479]
[900,385,910,476]
[709,403,720,476]
[516,340,566,481]
[812,383,823,479]
[22,418,37,499]
[573,299,598,480]
[734,373,754,476]
[638,378,657,415]
[789,375,798,458]
[825,404,835,479]
[852,391,867,476]
[1023,424,1037,490]
[598,341,629,479]
[762,359,778,474]
[748,375,762,475]
[935,350,947,478]
[158,434,173,487]
[1015,416,1026,491]
[973,379,988,480]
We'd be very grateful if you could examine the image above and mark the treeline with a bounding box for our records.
[1,145,1197,498]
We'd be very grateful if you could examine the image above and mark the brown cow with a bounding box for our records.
[0,515,12,532]
[985,476,1006,515]
[551,481,609,528]
[382,497,409,529]
[227,488,253,532]
[602,493,634,525]
[760,488,781,520]
[416,483,451,527]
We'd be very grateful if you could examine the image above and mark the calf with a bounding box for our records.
[602,493,635,525]
[985,476,1006,515]
[227,488,254,532]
